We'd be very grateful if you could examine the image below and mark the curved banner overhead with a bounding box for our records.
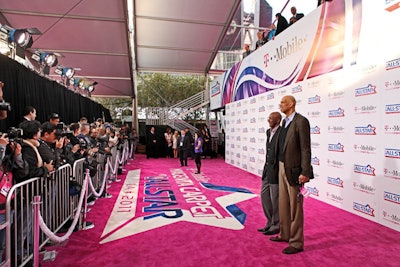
[211,0,363,110]
[213,0,400,232]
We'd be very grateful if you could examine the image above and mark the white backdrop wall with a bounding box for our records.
[213,1,400,232]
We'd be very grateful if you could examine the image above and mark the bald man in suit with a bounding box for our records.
[270,95,312,254]
[259,112,282,235]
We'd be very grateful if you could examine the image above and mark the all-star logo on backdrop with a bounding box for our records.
[100,169,257,244]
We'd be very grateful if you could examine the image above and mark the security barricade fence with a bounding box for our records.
[0,141,132,267]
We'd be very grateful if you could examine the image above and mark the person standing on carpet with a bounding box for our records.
[194,131,203,174]
[269,95,312,254]
[172,130,179,158]
[178,130,191,167]
[164,127,173,158]
[259,112,282,236]
[146,126,158,159]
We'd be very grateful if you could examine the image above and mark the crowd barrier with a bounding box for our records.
[0,141,132,267]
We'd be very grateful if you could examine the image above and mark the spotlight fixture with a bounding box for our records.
[55,65,75,79]
[9,29,33,48]
[72,77,97,96]
[32,51,58,67]
[32,50,61,75]
[63,68,75,79]
[87,81,98,93]
[55,65,79,86]
[42,52,58,67]
[0,24,36,49]
[71,77,83,91]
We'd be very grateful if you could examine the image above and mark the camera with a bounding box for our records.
[0,100,11,111]
[78,138,88,150]
[7,127,23,143]
[55,122,74,139]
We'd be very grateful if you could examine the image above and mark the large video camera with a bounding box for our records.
[3,127,23,143]
[1,127,24,168]
[0,100,11,111]
[55,122,74,139]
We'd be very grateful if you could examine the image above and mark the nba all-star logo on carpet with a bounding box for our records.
[100,169,257,244]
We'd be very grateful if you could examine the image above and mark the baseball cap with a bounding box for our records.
[48,113,60,119]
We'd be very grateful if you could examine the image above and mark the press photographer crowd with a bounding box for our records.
[0,81,139,266]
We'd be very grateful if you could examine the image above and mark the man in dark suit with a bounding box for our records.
[146,126,158,159]
[270,95,312,254]
[178,129,191,166]
[289,7,304,25]
[259,112,282,235]
[22,106,37,122]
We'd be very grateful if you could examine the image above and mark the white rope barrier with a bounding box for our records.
[107,143,130,176]
[87,168,107,198]
[38,174,89,243]
[106,152,118,176]
[35,142,131,244]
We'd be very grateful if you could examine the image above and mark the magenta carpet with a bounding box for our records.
[42,154,400,267]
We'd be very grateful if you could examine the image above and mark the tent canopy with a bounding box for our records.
[0,0,241,97]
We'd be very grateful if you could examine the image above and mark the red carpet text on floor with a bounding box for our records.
[43,154,400,267]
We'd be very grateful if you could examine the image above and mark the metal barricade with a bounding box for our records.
[1,144,123,267]
[2,163,71,267]
[6,177,41,267]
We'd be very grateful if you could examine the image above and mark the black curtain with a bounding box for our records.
[0,54,112,132]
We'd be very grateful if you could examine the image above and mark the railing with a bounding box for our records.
[0,141,132,267]
[169,90,209,112]
[145,89,210,132]
[168,120,198,135]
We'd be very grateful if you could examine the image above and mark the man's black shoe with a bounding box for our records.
[282,246,303,254]
[257,226,270,232]
[264,228,280,235]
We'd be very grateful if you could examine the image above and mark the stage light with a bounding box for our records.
[0,25,35,49]
[87,81,98,93]
[32,50,59,75]
[72,78,97,96]
[55,66,75,79]
[71,77,83,90]
[63,68,75,79]
[55,65,80,87]
[79,79,85,90]
[40,52,58,67]
[9,29,33,49]
[32,50,58,67]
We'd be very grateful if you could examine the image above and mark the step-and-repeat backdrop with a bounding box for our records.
[210,1,400,231]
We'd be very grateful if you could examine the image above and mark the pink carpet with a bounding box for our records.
[42,154,400,267]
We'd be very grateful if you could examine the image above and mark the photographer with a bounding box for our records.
[63,123,84,165]
[0,130,29,260]
[19,120,54,180]
[77,123,99,158]
[13,120,54,264]
[48,113,60,126]
[128,128,139,159]
[106,126,118,149]
[89,127,111,155]
[0,82,8,120]
[38,122,65,169]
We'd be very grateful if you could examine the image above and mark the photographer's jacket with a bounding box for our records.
[20,139,48,181]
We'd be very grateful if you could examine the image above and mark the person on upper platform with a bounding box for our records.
[289,7,304,25]
[275,13,289,36]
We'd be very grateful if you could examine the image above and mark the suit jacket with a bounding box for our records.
[290,13,304,24]
[281,113,312,183]
[262,126,281,184]
[178,135,191,152]
[147,132,157,147]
